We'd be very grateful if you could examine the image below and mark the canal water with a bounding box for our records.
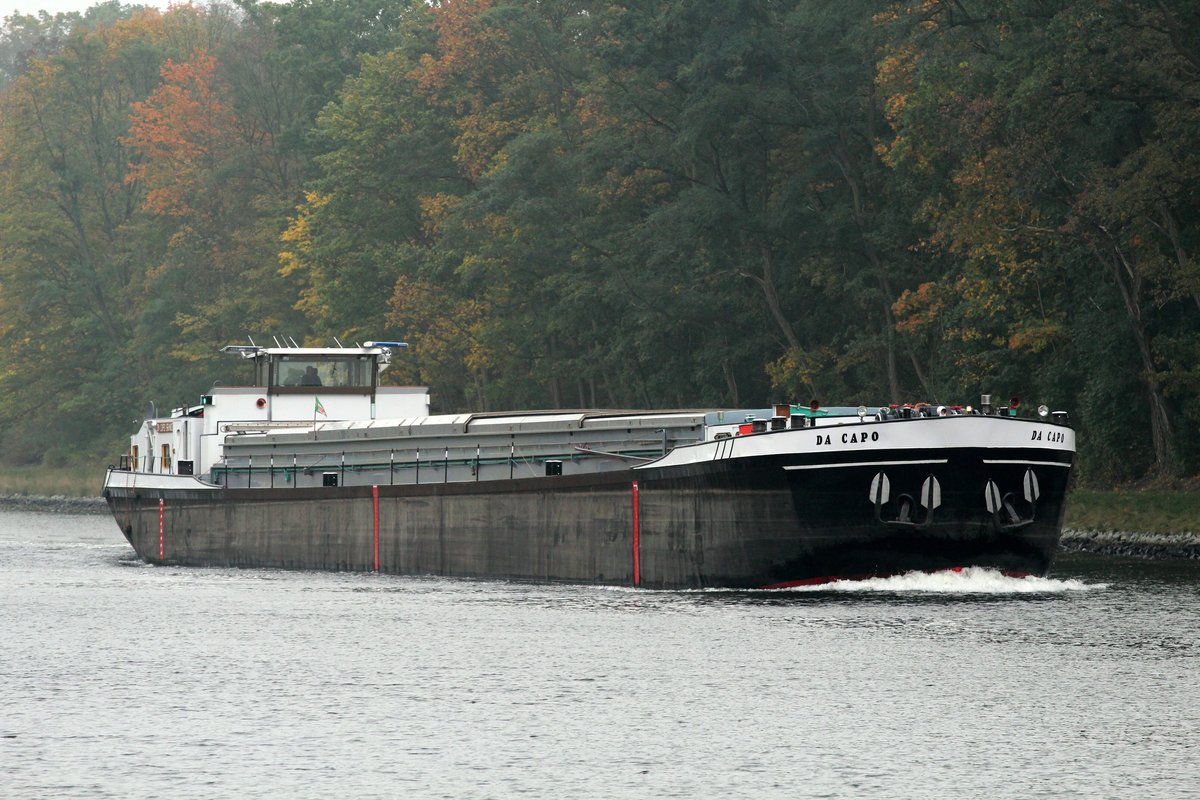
[1,510,1196,799]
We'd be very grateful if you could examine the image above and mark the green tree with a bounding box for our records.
[579,1,934,405]
[880,0,1200,478]
[0,5,261,463]
[0,9,173,462]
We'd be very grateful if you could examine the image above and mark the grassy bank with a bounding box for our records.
[0,464,103,498]
[1064,489,1200,535]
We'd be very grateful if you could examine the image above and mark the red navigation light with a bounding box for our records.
[1009,396,1021,409]
[809,400,821,412]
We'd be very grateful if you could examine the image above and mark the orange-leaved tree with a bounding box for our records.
[124,48,238,219]
[123,43,304,368]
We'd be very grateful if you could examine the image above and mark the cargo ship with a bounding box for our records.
[102,341,1075,588]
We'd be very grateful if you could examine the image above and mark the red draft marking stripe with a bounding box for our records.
[631,481,641,587]
[158,498,165,561]
[372,485,380,573]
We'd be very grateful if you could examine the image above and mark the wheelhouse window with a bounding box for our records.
[270,356,374,392]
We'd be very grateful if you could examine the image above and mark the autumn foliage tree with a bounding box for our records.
[123,39,305,369]
[0,8,174,462]
[879,0,1200,479]
[125,49,238,218]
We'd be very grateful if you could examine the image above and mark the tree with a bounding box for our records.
[880,0,1200,478]
[0,8,172,461]
[1,10,78,90]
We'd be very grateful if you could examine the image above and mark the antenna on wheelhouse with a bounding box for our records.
[333,336,344,347]
[247,336,257,347]
[272,335,283,347]
[289,336,300,348]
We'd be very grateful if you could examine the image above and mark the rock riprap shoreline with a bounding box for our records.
[1060,529,1200,559]
[0,495,108,515]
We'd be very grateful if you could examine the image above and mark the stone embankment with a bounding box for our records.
[0,495,108,514]
[1061,529,1200,560]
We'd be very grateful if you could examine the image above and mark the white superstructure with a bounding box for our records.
[125,342,429,479]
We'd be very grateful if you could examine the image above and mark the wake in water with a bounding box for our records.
[784,567,1104,594]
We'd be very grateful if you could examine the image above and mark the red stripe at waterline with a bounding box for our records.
[631,481,641,586]
[372,485,380,572]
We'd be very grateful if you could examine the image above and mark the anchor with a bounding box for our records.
[985,469,1040,531]
[870,472,942,530]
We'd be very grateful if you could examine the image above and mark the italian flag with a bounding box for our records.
[314,397,327,417]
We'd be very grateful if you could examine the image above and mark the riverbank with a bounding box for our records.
[0,463,99,498]
[1061,487,1200,559]
[1060,529,1200,559]
[0,494,108,514]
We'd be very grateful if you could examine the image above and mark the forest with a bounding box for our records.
[0,0,1197,487]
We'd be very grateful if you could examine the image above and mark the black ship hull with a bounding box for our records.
[104,442,1070,589]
